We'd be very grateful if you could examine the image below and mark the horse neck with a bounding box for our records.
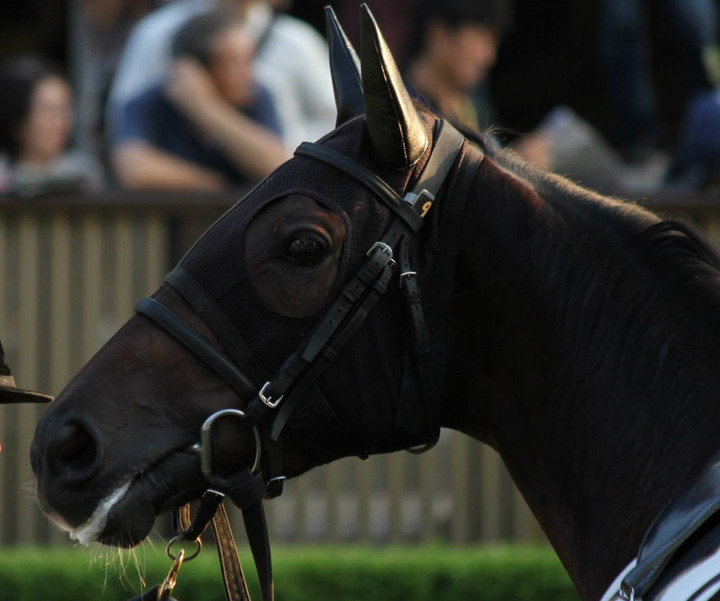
[441,155,720,600]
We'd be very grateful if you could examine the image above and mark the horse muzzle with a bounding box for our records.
[31,406,205,547]
[31,413,106,525]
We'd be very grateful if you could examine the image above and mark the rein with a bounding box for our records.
[133,120,468,601]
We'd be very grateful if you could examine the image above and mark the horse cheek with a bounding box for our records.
[250,261,339,319]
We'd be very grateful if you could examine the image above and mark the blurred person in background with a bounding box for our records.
[405,0,667,196]
[111,10,287,190]
[107,0,335,153]
[335,0,421,79]
[666,88,720,190]
[405,0,512,132]
[0,57,103,196]
[69,0,160,170]
[596,0,718,164]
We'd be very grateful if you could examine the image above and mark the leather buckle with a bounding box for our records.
[259,381,284,409]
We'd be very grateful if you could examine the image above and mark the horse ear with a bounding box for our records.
[325,5,364,126]
[360,3,428,167]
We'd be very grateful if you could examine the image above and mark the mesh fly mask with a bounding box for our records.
[136,115,471,469]
[134,113,480,601]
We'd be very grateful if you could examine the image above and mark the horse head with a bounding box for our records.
[31,5,460,548]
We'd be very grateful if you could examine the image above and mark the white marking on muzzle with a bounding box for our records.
[69,481,131,545]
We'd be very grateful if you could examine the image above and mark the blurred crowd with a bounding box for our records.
[1,0,720,198]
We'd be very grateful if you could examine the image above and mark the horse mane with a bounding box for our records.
[459,123,720,326]
[454,120,720,418]
[414,105,720,391]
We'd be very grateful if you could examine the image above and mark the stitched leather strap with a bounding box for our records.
[622,453,720,599]
[212,504,252,601]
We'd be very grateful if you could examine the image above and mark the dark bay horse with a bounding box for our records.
[30,6,720,601]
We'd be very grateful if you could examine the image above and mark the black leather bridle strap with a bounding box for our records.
[165,267,266,383]
[404,137,484,443]
[295,143,423,234]
[136,297,257,401]
[295,120,465,232]
[398,237,429,355]
[267,238,398,438]
[263,122,465,437]
[232,237,396,438]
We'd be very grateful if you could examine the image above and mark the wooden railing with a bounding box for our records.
[0,189,716,547]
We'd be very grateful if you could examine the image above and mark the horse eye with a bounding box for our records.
[286,235,327,264]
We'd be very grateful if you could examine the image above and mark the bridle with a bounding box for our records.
[133,120,471,601]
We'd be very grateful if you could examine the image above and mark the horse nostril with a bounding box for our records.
[60,426,92,463]
[48,420,103,484]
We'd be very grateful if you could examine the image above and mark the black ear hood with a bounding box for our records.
[360,3,428,167]
[326,5,363,126]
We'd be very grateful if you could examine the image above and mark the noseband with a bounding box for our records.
[134,120,469,601]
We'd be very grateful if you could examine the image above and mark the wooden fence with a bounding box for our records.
[0,189,717,547]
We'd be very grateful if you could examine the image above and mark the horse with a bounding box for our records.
[29,5,720,601]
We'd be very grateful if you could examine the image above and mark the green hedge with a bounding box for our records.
[0,545,580,601]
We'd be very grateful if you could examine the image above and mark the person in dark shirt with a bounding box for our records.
[111,9,288,190]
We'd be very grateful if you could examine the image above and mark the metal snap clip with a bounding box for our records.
[157,547,186,600]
